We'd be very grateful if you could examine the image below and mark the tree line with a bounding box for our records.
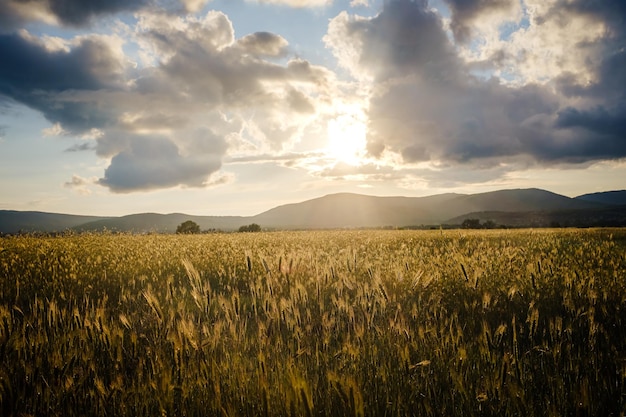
[176,221,261,234]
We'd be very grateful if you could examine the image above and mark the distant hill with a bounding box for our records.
[76,213,246,233]
[250,192,461,229]
[0,211,110,234]
[250,188,602,229]
[446,205,626,228]
[453,188,600,213]
[0,188,623,234]
[575,190,626,206]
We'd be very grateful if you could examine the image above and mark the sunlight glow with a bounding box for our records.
[326,114,367,165]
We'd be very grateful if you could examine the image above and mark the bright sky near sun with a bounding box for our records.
[0,0,625,216]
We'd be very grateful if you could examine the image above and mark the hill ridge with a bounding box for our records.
[1,188,623,233]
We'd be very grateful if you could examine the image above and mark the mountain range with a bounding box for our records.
[1,188,625,234]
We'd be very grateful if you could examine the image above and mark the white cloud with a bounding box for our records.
[64,174,97,195]
[42,123,67,137]
[324,12,373,80]
[103,12,344,190]
[180,0,211,13]
[458,0,607,88]
[136,10,236,63]
[350,0,369,7]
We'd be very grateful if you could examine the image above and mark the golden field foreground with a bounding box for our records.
[1,229,625,416]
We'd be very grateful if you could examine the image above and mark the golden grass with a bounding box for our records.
[0,229,625,416]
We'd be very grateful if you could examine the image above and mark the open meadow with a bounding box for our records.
[1,229,625,416]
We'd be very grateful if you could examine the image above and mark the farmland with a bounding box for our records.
[0,229,625,416]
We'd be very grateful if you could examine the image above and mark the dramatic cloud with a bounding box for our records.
[325,0,626,173]
[0,0,149,29]
[0,0,218,30]
[98,133,225,192]
[3,0,624,199]
[0,32,122,92]
[0,9,334,192]
[325,1,460,81]
[131,11,331,153]
[442,0,520,42]
[0,31,126,131]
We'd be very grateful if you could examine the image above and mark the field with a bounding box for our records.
[1,229,625,416]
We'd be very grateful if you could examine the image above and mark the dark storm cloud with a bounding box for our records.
[327,0,626,169]
[539,0,625,94]
[592,51,626,99]
[98,134,225,193]
[556,105,626,137]
[519,116,626,164]
[0,0,149,30]
[355,0,460,81]
[0,32,124,131]
[548,3,626,154]
[546,0,626,31]
[367,77,560,163]
[0,33,112,92]
[553,0,626,99]
[45,0,149,25]
[441,0,517,42]
[556,43,626,113]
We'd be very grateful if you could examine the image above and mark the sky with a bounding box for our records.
[0,0,625,216]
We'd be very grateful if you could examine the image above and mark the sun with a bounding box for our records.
[326,114,367,165]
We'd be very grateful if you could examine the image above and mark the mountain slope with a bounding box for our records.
[251,193,461,228]
[250,188,602,229]
[575,190,626,206]
[452,188,601,213]
[0,211,110,234]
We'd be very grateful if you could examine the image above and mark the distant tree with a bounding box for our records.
[238,223,261,233]
[461,218,482,229]
[483,220,497,229]
[176,220,201,234]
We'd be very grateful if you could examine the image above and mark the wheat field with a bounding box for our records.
[1,229,625,416]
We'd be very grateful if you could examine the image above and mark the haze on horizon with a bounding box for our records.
[1,0,625,217]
